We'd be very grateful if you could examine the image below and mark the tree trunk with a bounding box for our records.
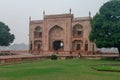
[117,47,120,57]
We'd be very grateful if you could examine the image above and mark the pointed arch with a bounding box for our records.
[35,26,42,31]
[49,25,64,51]
[49,25,63,33]
[49,25,64,38]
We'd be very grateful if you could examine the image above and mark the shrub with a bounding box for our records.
[50,54,58,60]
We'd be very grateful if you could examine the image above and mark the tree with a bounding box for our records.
[90,0,120,56]
[0,21,15,46]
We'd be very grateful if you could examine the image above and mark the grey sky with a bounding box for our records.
[0,0,109,44]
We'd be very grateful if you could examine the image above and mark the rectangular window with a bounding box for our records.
[37,44,41,50]
[76,44,81,50]
[85,44,88,51]
[39,32,42,37]
[77,31,82,36]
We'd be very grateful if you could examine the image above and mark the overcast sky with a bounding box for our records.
[0,0,109,44]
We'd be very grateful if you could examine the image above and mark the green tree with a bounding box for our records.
[0,21,15,46]
[90,0,120,55]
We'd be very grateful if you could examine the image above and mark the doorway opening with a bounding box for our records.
[53,40,63,51]
[76,44,81,50]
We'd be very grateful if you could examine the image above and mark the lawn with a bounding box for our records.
[0,59,120,80]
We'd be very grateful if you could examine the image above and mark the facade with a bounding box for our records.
[29,12,97,55]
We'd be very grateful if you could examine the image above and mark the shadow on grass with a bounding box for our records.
[92,64,120,72]
[100,57,120,61]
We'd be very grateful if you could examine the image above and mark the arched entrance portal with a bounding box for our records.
[53,40,63,51]
[49,25,64,51]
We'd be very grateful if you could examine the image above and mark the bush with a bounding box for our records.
[50,54,58,60]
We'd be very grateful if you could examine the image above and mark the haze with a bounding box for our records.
[0,0,109,44]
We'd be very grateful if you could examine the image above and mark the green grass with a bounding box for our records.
[0,59,120,80]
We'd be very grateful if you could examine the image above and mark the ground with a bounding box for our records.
[0,59,120,80]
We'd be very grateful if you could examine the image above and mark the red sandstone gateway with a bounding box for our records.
[29,12,97,55]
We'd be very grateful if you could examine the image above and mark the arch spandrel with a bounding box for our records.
[49,25,64,35]
[48,23,65,31]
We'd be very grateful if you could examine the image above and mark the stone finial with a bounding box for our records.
[69,8,71,14]
[43,10,45,16]
[29,16,31,21]
[89,11,91,17]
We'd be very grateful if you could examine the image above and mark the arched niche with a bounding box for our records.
[73,24,83,37]
[34,40,42,50]
[72,40,83,51]
[34,26,42,38]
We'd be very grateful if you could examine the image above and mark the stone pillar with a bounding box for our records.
[64,17,73,53]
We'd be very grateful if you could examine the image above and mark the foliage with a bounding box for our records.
[50,54,58,60]
[89,0,120,55]
[0,22,15,46]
